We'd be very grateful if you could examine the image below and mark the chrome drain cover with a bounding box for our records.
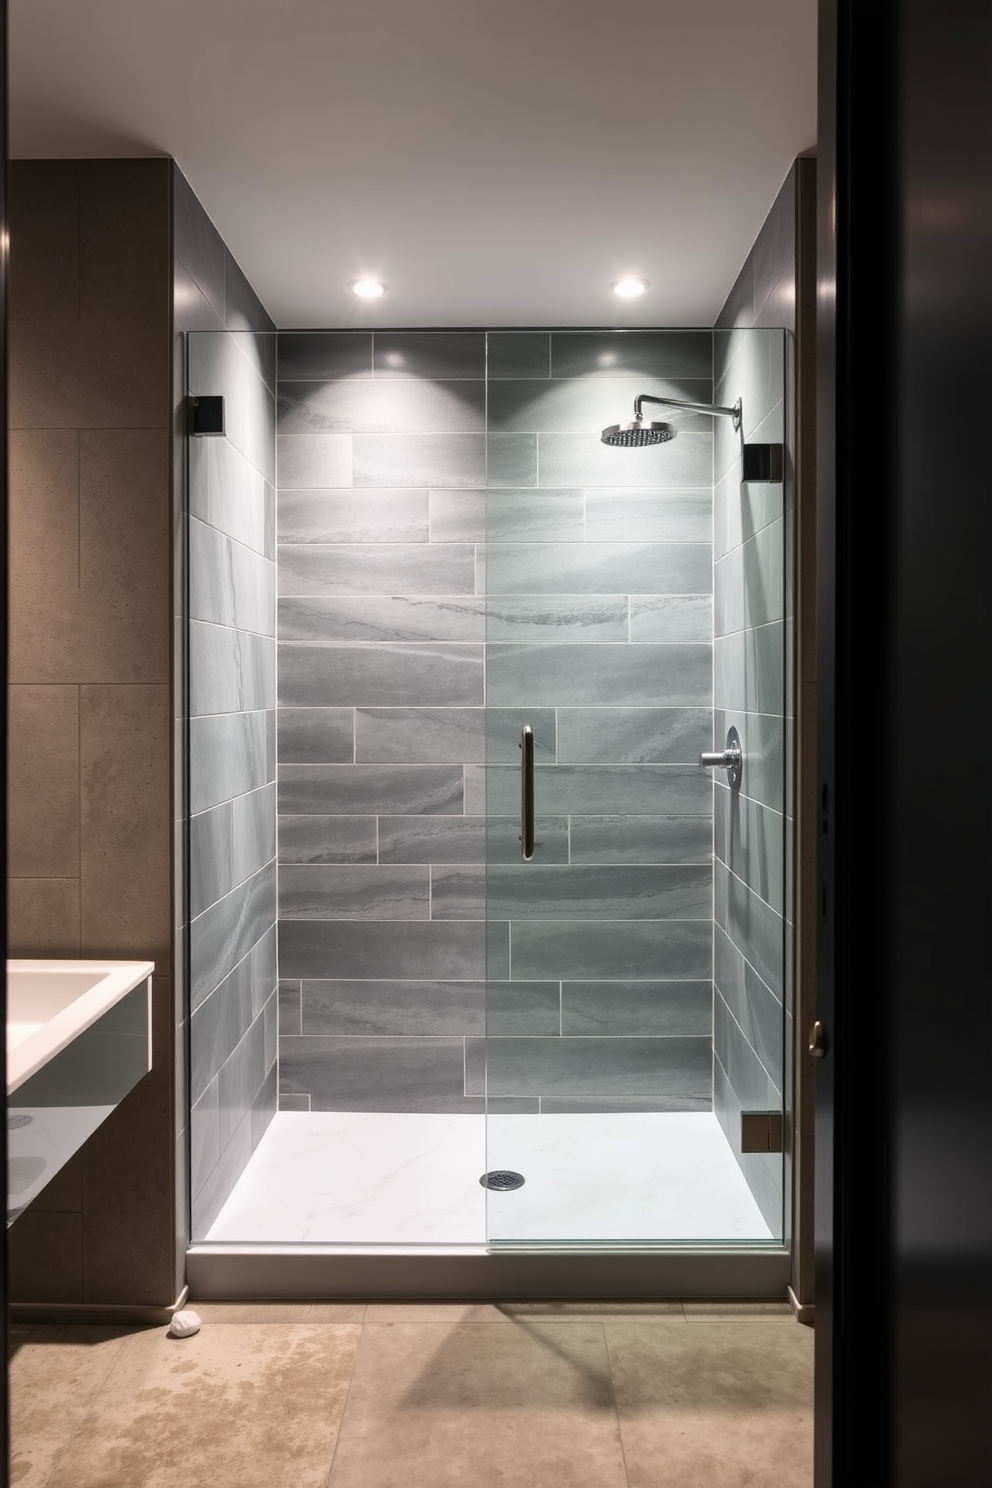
[480,1170,525,1191]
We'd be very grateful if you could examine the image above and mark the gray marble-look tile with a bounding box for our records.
[190,860,277,1008]
[483,708,557,763]
[190,623,275,716]
[278,641,483,708]
[300,980,484,1036]
[431,865,485,919]
[373,331,485,380]
[486,762,712,816]
[714,464,784,561]
[484,542,711,595]
[356,707,484,764]
[278,919,495,981]
[486,815,571,864]
[538,429,712,488]
[584,489,712,544]
[486,332,550,379]
[714,518,785,636]
[274,423,352,489]
[429,489,485,543]
[478,1034,712,1099]
[712,1054,784,1236]
[561,980,712,1037]
[487,864,711,920]
[188,332,276,483]
[224,261,275,337]
[510,918,711,981]
[714,787,786,917]
[191,952,259,1103]
[353,432,486,488]
[486,432,537,488]
[279,1036,484,1113]
[566,814,712,867]
[276,331,372,380]
[542,1095,712,1114]
[550,331,713,381]
[279,980,302,1037]
[191,1106,253,1235]
[189,709,275,814]
[377,815,483,864]
[714,328,786,451]
[484,597,628,642]
[714,925,784,1089]
[714,860,785,1001]
[713,994,781,1116]
[278,594,484,642]
[556,708,711,764]
[714,708,785,814]
[278,763,463,816]
[189,434,273,556]
[278,377,485,435]
[190,518,275,635]
[487,377,714,436]
[278,487,429,544]
[174,166,225,320]
[486,981,560,1035]
[485,489,585,542]
[278,708,354,764]
[277,815,377,864]
[251,924,279,1016]
[216,1004,269,1153]
[279,863,429,920]
[191,784,278,917]
[190,1073,221,1203]
[628,595,713,643]
[278,1093,311,1111]
[486,643,711,708]
[277,544,476,598]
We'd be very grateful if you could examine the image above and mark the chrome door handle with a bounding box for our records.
[700,726,742,789]
[519,725,535,861]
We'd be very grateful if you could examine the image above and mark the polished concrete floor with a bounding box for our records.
[9,1301,813,1487]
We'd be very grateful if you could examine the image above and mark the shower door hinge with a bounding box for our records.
[740,1111,785,1153]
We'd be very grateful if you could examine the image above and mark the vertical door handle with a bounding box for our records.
[519,725,535,861]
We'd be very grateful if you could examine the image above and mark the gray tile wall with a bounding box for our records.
[712,171,795,1235]
[277,329,715,1114]
[177,167,279,1240]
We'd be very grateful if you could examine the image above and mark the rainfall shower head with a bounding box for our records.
[601,393,742,446]
[600,418,677,448]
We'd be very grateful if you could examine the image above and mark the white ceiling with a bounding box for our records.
[9,0,818,329]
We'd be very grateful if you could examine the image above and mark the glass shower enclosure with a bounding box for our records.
[185,325,789,1267]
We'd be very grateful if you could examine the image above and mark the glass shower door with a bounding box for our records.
[482,328,788,1250]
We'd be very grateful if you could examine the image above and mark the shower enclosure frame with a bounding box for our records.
[182,324,799,1303]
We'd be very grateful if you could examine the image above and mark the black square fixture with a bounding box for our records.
[189,395,226,437]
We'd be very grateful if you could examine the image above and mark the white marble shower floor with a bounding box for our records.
[204,1111,775,1247]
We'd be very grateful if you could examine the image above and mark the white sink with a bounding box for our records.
[6,959,154,1096]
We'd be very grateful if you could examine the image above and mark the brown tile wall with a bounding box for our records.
[7,159,177,1305]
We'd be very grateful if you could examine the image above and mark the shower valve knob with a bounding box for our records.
[699,727,742,789]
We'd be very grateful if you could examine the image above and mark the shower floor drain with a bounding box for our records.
[479,1170,525,1191]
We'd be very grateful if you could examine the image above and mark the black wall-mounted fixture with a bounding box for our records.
[188,394,225,437]
[742,442,784,482]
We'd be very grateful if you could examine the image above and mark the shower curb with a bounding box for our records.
[185,1247,791,1302]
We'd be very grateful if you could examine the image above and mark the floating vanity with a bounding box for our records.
[6,960,154,1224]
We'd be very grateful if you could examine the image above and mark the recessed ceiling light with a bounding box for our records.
[350,277,386,299]
[611,277,649,299]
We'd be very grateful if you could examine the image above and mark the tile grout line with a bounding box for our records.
[37,1327,134,1488]
[599,1318,635,1488]
[322,1317,368,1488]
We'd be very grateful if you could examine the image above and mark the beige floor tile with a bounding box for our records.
[9,1325,135,1488]
[365,1303,500,1323]
[306,1303,369,1323]
[495,1301,685,1322]
[605,1316,814,1488]
[683,1300,795,1319]
[328,1320,629,1488]
[187,1302,315,1324]
[44,1322,362,1488]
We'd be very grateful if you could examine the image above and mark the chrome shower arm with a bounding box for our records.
[634,393,742,431]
